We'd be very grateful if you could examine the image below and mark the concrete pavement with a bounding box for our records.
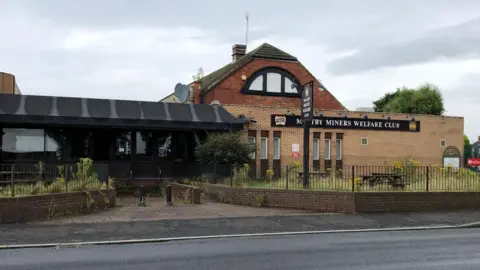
[3,210,480,245]
[2,228,480,269]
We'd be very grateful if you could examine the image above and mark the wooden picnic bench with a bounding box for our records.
[362,172,406,188]
[298,172,330,181]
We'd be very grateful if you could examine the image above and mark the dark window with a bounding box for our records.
[1,128,45,161]
[136,131,155,160]
[157,132,172,158]
[242,67,301,97]
[45,128,90,161]
[114,131,132,161]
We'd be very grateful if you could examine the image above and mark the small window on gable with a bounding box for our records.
[249,76,263,91]
[243,67,301,96]
[284,77,297,93]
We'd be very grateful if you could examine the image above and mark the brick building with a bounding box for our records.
[0,72,21,94]
[162,43,464,177]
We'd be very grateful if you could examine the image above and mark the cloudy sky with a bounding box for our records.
[1,0,479,140]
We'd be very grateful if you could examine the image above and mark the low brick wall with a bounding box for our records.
[354,192,480,212]
[202,184,480,213]
[170,182,201,204]
[0,189,116,223]
[202,184,354,213]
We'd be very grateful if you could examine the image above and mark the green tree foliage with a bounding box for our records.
[373,90,399,112]
[465,135,472,162]
[192,67,204,82]
[373,83,445,115]
[195,132,256,166]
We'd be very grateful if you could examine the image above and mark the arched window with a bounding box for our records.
[242,67,301,96]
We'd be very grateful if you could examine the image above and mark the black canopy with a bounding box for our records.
[0,94,243,131]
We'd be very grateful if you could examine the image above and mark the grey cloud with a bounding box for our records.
[326,17,480,75]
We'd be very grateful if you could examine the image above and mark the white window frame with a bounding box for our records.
[361,137,368,146]
[248,136,256,159]
[266,73,282,93]
[336,139,343,160]
[313,138,320,161]
[324,139,331,160]
[273,137,280,160]
[440,139,446,147]
[260,137,268,160]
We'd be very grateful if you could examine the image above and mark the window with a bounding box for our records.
[266,73,282,93]
[313,138,320,160]
[115,131,131,160]
[136,131,154,160]
[284,77,297,93]
[440,140,446,147]
[243,67,301,96]
[45,129,62,161]
[260,137,268,160]
[249,76,263,91]
[248,136,256,159]
[324,139,331,160]
[157,132,172,158]
[1,128,45,161]
[361,137,368,145]
[273,137,280,160]
[336,139,343,160]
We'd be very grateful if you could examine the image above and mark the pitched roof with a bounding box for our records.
[473,140,480,148]
[198,43,298,95]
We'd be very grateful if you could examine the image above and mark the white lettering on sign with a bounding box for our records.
[273,114,419,132]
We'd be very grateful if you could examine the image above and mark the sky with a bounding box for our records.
[1,0,479,141]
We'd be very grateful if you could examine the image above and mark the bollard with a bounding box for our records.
[165,184,172,206]
[139,185,146,206]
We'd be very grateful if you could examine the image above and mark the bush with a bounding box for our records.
[195,132,256,166]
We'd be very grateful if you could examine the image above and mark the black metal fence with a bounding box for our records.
[0,163,110,197]
[182,164,480,192]
[2,162,480,197]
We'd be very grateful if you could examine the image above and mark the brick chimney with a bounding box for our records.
[232,44,246,62]
[478,136,480,142]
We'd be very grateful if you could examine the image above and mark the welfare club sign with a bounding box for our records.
[271,114,421,132]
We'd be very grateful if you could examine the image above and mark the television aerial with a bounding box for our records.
[174,83,190,103]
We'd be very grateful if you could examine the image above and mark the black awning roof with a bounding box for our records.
[0,94,243,131]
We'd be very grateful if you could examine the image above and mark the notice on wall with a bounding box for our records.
[443,157,460,168]
[292,144,300,158]
[292,144,300,153]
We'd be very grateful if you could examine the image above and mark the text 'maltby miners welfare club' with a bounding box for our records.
[271,115,420,132]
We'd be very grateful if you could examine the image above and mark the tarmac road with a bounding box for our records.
[2,228,480,270]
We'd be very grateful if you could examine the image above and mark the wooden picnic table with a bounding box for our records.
[362,172,406,188]
[297,172,330,181]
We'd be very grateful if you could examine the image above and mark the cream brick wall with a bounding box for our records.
[225,104,464,169]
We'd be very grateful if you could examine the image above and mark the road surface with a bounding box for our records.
[2,228,480,269]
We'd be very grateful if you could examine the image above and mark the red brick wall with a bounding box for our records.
[202,184,480,213]
[0,189,116,223]
[170,182,201,204]
[202,184,354,213]
[203,59,345,110]
[354,192,480,212]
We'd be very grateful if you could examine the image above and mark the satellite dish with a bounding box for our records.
[174,83,190,103]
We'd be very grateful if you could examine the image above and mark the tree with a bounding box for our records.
[195,132,255,166]
[373,90,399,112]
[192,67,204,82]
[373,83,445,115]
[465,135,472,164]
